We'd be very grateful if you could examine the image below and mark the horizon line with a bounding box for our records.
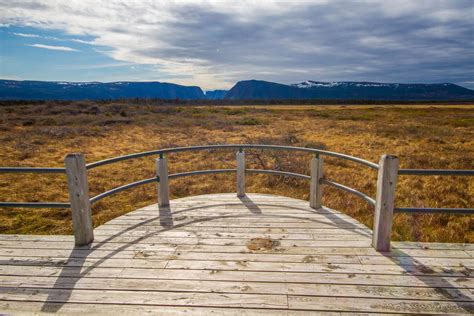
[1,78,473,91]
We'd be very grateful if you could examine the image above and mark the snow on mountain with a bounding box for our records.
[292,81,394,88]
[226,79,474,100]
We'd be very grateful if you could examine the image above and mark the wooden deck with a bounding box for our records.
[0,193,472,314]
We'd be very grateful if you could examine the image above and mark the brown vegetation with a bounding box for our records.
[0,102,472,243]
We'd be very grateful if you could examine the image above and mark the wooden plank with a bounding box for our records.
[0,256,167,269]
[0,229,371,242]
[1,265,472,289]
[0,251,362,264]
[106,213,364,223]
[99,215,366,230]
[1,240,470,258]
[358,255,474,267]
[392,242,474,251]
[1,275,472,302]
[2,249,473,268]
[164,260,472,276]
[288,295,474,314]
[129,207,346,216]
[0,301,323,315]
[0,234,375,247]
[2,234,470,252]
[95,222,369,230]
[0,287,289,309]
[96,227,370,242]
[124,211,350,220]
[117,207,352,214]
[96,229,372,239]
[94,236,375,248]
[92,230,319,240]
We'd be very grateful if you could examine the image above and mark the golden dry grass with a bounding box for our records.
[0,102,472,242]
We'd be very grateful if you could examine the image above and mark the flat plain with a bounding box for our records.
[0,103,472,242]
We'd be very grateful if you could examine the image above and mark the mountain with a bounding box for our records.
[1,79,473,101]
[205,90,228,100]
[225,80,474,100]
[0,80,205,100]
[224,80,304,99]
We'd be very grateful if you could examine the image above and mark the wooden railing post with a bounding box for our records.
[156,154,169,207]
[65,153,94,246]
[310,155,324,209]
[236,149,245,197]
[372,154,399,252]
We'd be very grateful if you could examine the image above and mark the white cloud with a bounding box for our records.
[12,31,94,45]
[13,32,40,38]
[26,44,79,52]
[69,38,94,45]
[1,0,473,89]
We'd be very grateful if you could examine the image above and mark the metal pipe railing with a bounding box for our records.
[0,202,70,208]
[169,169,236,179]
[398,169,474,176]
[246,169,311,180]
[0,144,472,249]
[395,207,474,214]
[89,168,312,203]
[0,167,66,174]
[89,177,157,204]
[320,179,376,206]
[85,144,380,170]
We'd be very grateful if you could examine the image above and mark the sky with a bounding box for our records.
[0,0,473,90]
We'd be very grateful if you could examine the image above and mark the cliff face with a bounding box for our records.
[0,80,206,100]
[225,80,474,100]
[2,79,473,100]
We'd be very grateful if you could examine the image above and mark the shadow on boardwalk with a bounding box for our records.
[32,194,473,313]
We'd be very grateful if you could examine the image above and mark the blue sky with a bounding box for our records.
[0,26,166,83]
[0,1,473,90]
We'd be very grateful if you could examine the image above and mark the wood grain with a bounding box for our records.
[0,193,472,314]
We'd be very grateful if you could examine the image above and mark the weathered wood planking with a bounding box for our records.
[0,193,472,314]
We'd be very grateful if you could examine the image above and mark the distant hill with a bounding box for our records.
[1,79,473,101]
[0,80,205,100]
[225,80,474,100]
[205,90,228,100]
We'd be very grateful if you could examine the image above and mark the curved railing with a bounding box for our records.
[0,144,472,250]
[85,144,380,170]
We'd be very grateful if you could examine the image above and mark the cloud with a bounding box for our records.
[26,44,79,52]
[1,0,473,89]
[13,32,40,38]
[69,38,94,45]
[12,31,94,45]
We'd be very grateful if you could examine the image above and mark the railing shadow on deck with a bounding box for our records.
[1,144,472,252]
[0,144,472,311]
[35,194,473,313]
[379,250,474,313]
[39,194,362,312]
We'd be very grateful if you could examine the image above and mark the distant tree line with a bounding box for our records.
[1,98,473,107]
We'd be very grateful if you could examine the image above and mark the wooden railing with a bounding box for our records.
[1,144,472,251]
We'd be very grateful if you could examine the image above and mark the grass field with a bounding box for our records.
[0,103,472,243]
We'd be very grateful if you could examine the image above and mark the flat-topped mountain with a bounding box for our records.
[205,90,228,100]
[225,80,474,100]
[0,80,206,100]
[1,79,473,101]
